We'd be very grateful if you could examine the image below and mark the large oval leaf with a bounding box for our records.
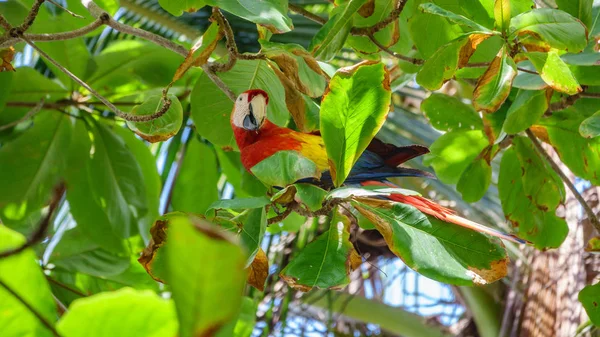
[420,93,484,131]
[473,50,517,113]
[320,61,391,187]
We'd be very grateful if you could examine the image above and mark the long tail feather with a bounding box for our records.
[361,181,528,244]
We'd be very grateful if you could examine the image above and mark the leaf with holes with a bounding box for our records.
[320,61,391,187]
[280,209,361,291]
[421,93,483,131]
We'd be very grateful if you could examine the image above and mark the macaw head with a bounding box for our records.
[231,89,269,131]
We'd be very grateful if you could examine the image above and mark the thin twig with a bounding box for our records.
[46,0,85,18]
[581,92,600,98]
[22,18,104,43]
[525,129,600,233]
[211,8,237,72]
[0,279,61,337]
[351,0,408,35]
[202,64,236,101]
[0,15,12,31]
[288,4,327,25]
[367,34,424,65]
[0,184,63,259]
[0,99,44,131]
[17,0,45,33]
[46,276,88,297]
[21,36,172,122]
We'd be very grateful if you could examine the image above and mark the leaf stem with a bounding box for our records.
[0,99,44,131]
[0,279,62,337]
[525,129,600,233]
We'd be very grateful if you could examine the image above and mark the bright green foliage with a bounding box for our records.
[503,89,549,134]
[164,215,247,337]
[0,226,56,337]
[555,0,594,28]
[172,138,219,215]
[320,62,391,186]
[457,157,492,202]
[509,8,588,52]
[494,0,511,33]
[280,209,359,290]
[498,146,567,249]
[424,130,489,184]
[57,288,178,337]
[352,199,508,286]
[526,51,582,94]
[0,112,72,224]
[421,93,483,131]
[191,59,288,148]
[408,9,463,59]
[238,207,267,266]
[419,3,492,32]
[580,110,600,138]
[473,50,517,113]
[579,283,600,326]
[250,150,320,187]
[126,94,183,143]
[206,197,271,215]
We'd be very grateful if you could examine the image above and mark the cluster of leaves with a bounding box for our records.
[1,0,600,335]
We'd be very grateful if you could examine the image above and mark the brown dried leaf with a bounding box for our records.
[247,248,269,291]
[358,0,376,17]
[270,64,310,132]
[171,22,223,84]
[0,47,16,72]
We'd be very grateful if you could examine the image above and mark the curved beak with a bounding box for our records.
[243,113,259,131]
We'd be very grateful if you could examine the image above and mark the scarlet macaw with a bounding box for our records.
[231,89,525,244]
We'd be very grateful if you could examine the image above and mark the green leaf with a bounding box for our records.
[352,198,508,285]
[294,183,328,212]
[555,0,593,28]
[320,61,391,187]
[423,130,489,184]
[206,0,292,33]
[417,33,493,90]
[206,197,271,216]
[408,9,463,58]
[420,93,484,131]
[113,126,161,243]
[419,3,492,32]
[309,0,368,61]
[158,0,206,16]
[172,138,219,214]
[0,71,13,115]
[82,120,148,238]
[509,8,588,53]
[456,157,492,202]
[164,214,247,337]
[0,112,72,224]
[0,226,57,337]
[191,59,288,148]
[250,150,320,187]
[526,51,582,95]
[498,145,567,249]
[580,110,600,138]
[473,50,517,113]
[232,297,257,337]
[0,67,68,131]
[280,209,360,291]
[494,0,510,32]
[579,283,600,326]
[57,288,178,337]
[126,94,183,143]
[503,89,550,134]
[239,207,266,266]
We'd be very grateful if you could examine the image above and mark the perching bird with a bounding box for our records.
[230,89,525,244]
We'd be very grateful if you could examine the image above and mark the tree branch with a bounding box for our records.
[367,34,424,65]
[0,15,12,31]
[351,0,408,35]
[0,184,63,259]
[0,279,61,337]
[288,3,327,25]
[525,129,600,233]
[0,99,44,131]
[21,36,172,122]
[16,0,45,33]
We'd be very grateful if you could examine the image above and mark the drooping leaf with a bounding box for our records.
[419,3,492,32]
[525,51,582,95]
[126,94,183,143]
[420,93,484,131]
[416,33,492,90]
[231,297,257,337]
[555,0,593,29]
[503,89,550,134]
[171,21,223,84]
[0,226,57,337]
[280,209,361,291]
[579,110,600,138]
[309,0,368,61]
[207,0,292,33]
[0,47,15,72]
[498,146,568,249]
[352,198,508,285]
[191,59,288,148]
[250,150,321,187]
[494,0,510,33]
[247,248,269,291]
[456,157,492,202]
[238,207,267,266]
[509,8,588,53]
[473,50,517,113]
[320,61,391,187]
[423,130,489,184]
[171,138,219,215]
[164,214,247,337]
[579,283,600,326]
[0,112,72,224]
[56,288,178,337]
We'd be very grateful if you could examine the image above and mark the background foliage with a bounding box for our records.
[2,0,600,336]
